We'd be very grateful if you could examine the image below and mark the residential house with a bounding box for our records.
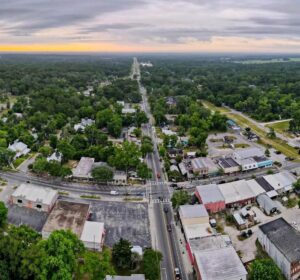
[8,140,30,159]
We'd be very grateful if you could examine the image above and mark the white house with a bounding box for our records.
[47,151,62,163]
[8,140,30,159]
[74,118,95,131]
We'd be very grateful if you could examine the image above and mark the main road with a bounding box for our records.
[132,58,188,280]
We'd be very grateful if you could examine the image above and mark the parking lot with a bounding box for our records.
[207,132,256,158]
[90,200,151,248]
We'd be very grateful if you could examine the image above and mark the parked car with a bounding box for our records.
[164,206,169,213]
[110,191,119,196]
[170,183,178,188]
[157,172,161,179]
[167,224,172,232]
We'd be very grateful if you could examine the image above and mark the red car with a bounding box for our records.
[157,173,161,179]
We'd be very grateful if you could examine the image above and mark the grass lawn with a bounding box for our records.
[266,120,294,138]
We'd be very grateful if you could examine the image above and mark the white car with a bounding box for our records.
[110,191,119,196]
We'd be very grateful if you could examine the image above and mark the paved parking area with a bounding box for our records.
[8,205,48,231]
[90,201,151,248]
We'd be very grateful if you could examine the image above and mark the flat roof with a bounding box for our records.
[192,158,218,172]
[194,246,247,280]
[42,200,90,237]
[255,177,274,192]
[73,157,95,177]
[179,204,208,219]
[80,221,104,244]
[12,183,58,205]
[247,179,266,196]
[189,235,231,252]
[233,147,264,159]
[218,180,255,204]
[259,218,300,262]
[263,171,296,191]
[253,156,271,163]
[183,223,213,240]
[218,157,239,168]
[196,184,225,204]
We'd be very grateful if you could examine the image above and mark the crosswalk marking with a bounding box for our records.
[151,198,171,204]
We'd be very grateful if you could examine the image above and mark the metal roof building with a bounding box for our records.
[195,184,225,213]
[72,157,95,179]
[194,246,247,280]
[218,180,256,207]
[247,179,266,196]
[256,194,277,215]
[258,218,300,280]
[263,171,296,193]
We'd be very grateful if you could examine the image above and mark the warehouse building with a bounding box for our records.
[258,218,300,280]
[193,246,247,280]
[257,194,277,215]
[263,171,296,194]
[247,179,266,196]
[10,183,58,213]
[255,177,278,198]
[195,184,225,213]
[218,180,256,208]
[179,205,209,226]
[187,234,231,264]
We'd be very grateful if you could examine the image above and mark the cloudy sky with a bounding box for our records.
[0,0,300,52]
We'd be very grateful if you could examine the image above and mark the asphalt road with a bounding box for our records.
[133,57,187,280]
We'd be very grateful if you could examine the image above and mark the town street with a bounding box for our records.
[132,58,188,280]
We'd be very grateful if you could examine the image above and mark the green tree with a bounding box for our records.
[137,163,152,179]
[171,190,190,209]
[143,249,162,280]
[267,127,276,139]
[57,140,76,161]
[293,179,300,191]
[32,157,48,175]
[0,148,15,168]
[76,249,115,280]
[0,202,7,228]
[112,239,132,270]
[92,166,114,182]
[38,146,53,157]
[108,141,141,175]
[248,259,283,280]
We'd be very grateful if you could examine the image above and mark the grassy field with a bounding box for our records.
[201,100,230,113]
[266,120,294,138]
[201,100,300,160]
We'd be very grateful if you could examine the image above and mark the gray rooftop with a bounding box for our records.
[189,235,231,252]
[194,246,247,280]
[234,147,264,159]
[196,184,225,204]
[259,218,300,262]
[218,157,239,168]
[179,204,208,219]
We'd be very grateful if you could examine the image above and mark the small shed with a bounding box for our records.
[257,194,277,215]
[233,212,247,230]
